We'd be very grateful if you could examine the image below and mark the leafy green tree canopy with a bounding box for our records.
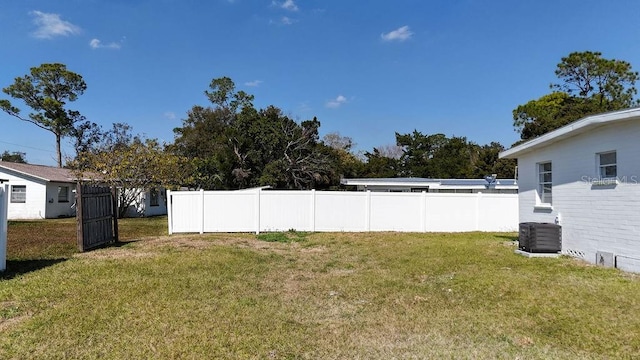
[1,63,87,167]
[172,77,336,190]
[1,151,27,163]
[392,131,515,179]
[513,51,639,141]
[71,123,190,217]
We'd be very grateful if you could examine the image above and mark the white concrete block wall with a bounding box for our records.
[1,176,47,219]
[45,182,76,218]
[517,120,640,271]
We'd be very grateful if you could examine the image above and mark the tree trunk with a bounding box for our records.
[56,133,62,168]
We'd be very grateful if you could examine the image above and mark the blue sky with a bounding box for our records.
[2,0,640,166]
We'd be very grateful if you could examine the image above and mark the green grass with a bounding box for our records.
[256,230,310,243]
[6,216,168,260]
[1,229,640,358]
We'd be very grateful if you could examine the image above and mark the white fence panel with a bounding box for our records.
[204,191,256,232]
[425,194,479,232]
[260,191,313,232]
[315,192,368,231]
[168,190,203,233]
[477,194,519,232]
[0,183,8,272]
[167,189,518,234]
[370,192,424,232]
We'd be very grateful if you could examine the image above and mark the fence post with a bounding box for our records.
[310,189,316,232]
[76,183,84,252]
[421,191,427,232]
[255,188,261,235]
[0,183,8,272]
[166,189,173,235]
[111,186,119,243]
[365,190,371,232]
[475,192,482,231]
[200,189,205,234]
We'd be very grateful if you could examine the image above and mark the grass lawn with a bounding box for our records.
[1,223,639,359]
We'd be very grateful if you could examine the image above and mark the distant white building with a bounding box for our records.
[500,107,640,272]
[0,162,167,219]
[341,177,518,194]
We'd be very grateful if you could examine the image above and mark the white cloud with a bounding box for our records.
[326,95,347,109]
[272,0,298,11]
[30,10,81,39]
[89,38,122,50]
[268,16,297,26]
[164,112,177,120]
[244,80,263,87]
[381,25,413,42]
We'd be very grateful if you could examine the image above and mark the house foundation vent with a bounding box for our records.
[596,251,615,268]
[518,222,561,253]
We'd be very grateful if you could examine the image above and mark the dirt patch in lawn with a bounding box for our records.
[74,248,157,260]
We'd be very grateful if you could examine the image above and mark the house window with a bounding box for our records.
[598,151,617,179]
[538,162,552,205]
[58,186,69,203]
[150,188,159,207]
[11,185,26,203]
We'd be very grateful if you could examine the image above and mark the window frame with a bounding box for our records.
[57,186,69,203]
[149,188,159,207]
[10,185,26,203]
[597,151,617,179]
[537,162,552,205]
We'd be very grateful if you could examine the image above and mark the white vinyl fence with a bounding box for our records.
[167,189,518,234]
[0,182,9,272]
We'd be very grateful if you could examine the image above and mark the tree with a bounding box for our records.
[393,130,512,179]
[395,131,449,177]
[172,77,338,190]
[552,51,639,110]
[427,136,477,178]
[321,132,365,185]
[513,51,639,141]
[362,148,400,178]
[323,132,354,152]
[472,142,517,179]
[259,116,334,189]
[1,63,87,167]
[71,123,190,217]
[1,151,27,163]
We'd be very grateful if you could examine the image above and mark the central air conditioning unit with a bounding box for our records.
[519,222,562,253]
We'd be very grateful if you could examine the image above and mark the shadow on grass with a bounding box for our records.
[495,234,519,242]
[1,258,67,280]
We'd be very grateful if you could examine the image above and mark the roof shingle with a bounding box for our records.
[0,162,79,183]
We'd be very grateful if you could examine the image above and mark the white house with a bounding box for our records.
[500,107,640,273]
[341,177,518,194]
[119,187,168,218]
[0,162,167,219]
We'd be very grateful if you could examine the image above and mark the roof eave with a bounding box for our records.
[0,165,50,182]
[499,107,640,159]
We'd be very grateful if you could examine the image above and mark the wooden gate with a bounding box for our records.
[76,184,119,252]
